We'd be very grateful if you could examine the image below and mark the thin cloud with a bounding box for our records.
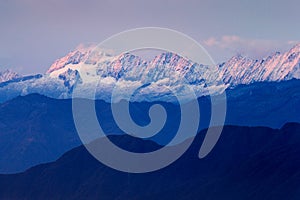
[203,37,219,47]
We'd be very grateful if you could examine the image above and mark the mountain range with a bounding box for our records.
[0,43,299,102]
[0,42,300,199]
[0,42,299,173]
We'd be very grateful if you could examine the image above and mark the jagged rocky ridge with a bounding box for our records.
[0,43,299,102]
[0,69,20,83]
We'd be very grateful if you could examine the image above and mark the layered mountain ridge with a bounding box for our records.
[2,123,300,199]
[1,78,300,173]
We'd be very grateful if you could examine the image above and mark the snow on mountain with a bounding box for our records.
[0,70,20,83]
[219,43,300,86]
[47,44,97,74]
[46,46,225,102]
[48,43,300,87]
[0,43,299,103]
[58,68,82,95]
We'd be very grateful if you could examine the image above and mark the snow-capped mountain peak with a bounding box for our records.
[0,69,20,83]
[43,42,300,101]
[0,42,299,103]
[46,44,94,74]
[219,43,300,85]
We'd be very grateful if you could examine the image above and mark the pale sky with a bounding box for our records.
[0,0,299,74]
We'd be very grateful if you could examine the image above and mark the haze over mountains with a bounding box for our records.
[0,43,299,102]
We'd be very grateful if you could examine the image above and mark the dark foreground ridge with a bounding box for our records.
[1,123,300,200]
